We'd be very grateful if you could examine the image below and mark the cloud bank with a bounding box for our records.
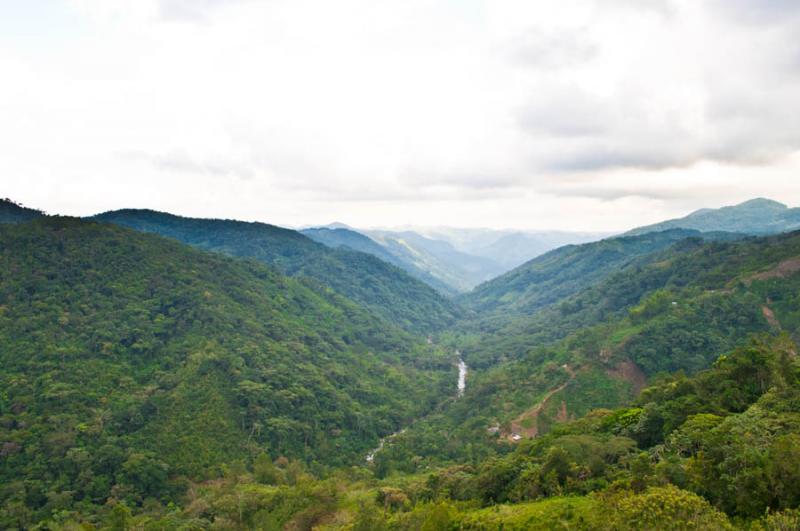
[2,0,800,230]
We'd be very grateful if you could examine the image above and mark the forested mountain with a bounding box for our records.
[467,230,609,270]
[0,217,454,528]
[93,209,461,333]
[13,259,800,530]
[388,229,800,473]
[7,199,800,529]
[462,228,741,319]
[0,198,44,224]
[301,227,399,264]
[365,229,505,292]
[382,227,610,273]
[302,225,608,294]
[626,197,800,236]
[365,335,800,528]
[301,227,457,296]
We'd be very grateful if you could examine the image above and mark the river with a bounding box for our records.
[457,353,467,397]
[366,352,468,463]
[365,429,404,463]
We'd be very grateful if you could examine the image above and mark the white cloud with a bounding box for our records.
[2,0,800,231]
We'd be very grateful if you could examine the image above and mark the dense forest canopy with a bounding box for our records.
[3,200,800,529]
[0,198,45,224]
[300,228,458,297]
[93,209,461,334]
[0,218,455,528]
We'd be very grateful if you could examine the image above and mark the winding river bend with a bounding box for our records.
[366,352,468,462]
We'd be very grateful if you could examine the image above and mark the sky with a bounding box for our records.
[2,0,800,231]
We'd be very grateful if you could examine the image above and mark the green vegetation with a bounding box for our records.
[0,198,44,224]
[461,228,741,322]
[301,227,457,296]
[625,197,800,236]
[5,199,800,529]
[10,335,800,529]
[366,230,504,293]
[456,230,800,368]
[369,229,800,487]
[94,209,461,333]
[0,218,454,527]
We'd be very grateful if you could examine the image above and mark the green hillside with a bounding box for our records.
[370,335,800,527]
[366,229,505,292]
[7,202,800,529]
[462,229,741,320]
[378,229,800,477]
[626,197,800,236]
[0,218,454,526]
[301,227,457,296]
[17,330,800,529]
[0,198,44,224]
[93,209,461,333]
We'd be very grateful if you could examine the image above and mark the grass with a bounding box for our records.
[457,496,598,530]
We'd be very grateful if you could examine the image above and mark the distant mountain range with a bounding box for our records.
[463,197,800,317]
[301,227,458,295]
[363,229,504,293]
[462,228,740,319]
[625,197,800,236]
[5,197,800,299]
[303,198,800,292]
[407,227,610,270]
[6,195,800,528]
[303,224,611,293]
[92,209,461,333]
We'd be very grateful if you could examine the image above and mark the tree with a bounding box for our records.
[352,501,387,531]
[253,452,282,485]
[106,502,131,531]
[120,452,169,500]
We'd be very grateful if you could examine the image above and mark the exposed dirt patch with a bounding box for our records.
[762,305,782,330]
[504,364,576,441]
[748,257,800,283]
[555,400,569,423]
[606,359,647,395]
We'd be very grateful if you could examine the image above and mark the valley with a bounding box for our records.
[2,198,800,529]
[6,1,800,527]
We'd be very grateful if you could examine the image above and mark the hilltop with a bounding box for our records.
[93,209,461,333]
[626,198,800,236]
[0,198,44,223]
[301,227,457,295]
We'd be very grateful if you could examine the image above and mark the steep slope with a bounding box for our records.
[301,227,398,263]
[0,218,453,515]
[93,209,461,333]
[366,229,505,292]
[324,226,609,293]
[626,197,800,236]
[463,229,739,318]
[301,227,457,296]
[371,335,800,528]
[0,198,44,223]
[469,230,609,270]
[388,230,800,474]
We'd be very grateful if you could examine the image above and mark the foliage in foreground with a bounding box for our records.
[7,335,800,529]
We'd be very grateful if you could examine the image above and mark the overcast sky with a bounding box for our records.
[2,0,800,231]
